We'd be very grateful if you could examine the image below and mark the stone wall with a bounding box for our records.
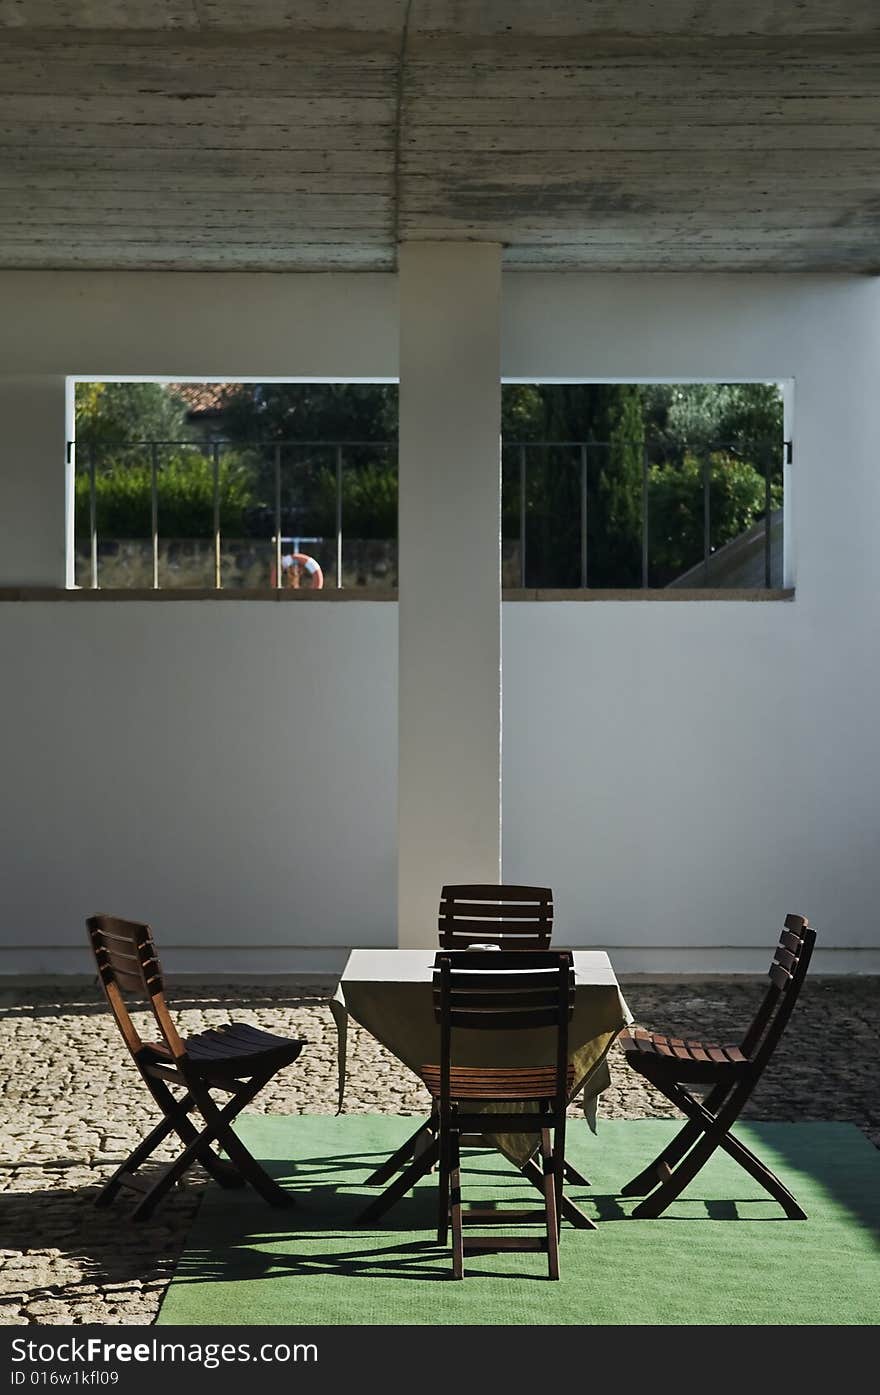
[74,538,400,590]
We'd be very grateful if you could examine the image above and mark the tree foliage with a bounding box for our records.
[75,382,191,451]
[221,383,397,444]
[501,383,645,586]
[648,451,781,585]
[641,383,783,457]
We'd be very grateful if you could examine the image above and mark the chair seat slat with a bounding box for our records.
[421,1063,574,1099]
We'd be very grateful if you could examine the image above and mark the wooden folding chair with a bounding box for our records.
[363,883,591,1219]
[87,914,305,1222]
[421,950,575,1279]
[618,913,816,1219]
[365,884,554,1188]
[439,884,553,950]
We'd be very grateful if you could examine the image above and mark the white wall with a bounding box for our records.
[0,270,878,973]
[501,274,880,972]
[0,601,397,974]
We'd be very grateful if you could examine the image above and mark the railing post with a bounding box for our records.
[703,454,711,586]
[336,443,344,589]
[764,459,772,589]
[579,442,588,589]
[274,443,282,590]
[150,442,159,590]
[519,443,527,587]
[88,446,98,590]
[641,446,649,589]
[212,441,221,590]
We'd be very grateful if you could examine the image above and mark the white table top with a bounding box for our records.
[340,947,621,988]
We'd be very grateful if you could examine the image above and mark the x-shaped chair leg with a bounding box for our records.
[129,1071,294,1222]
[189,1076,294,1208]
[619,1081,734,1197]
[147,1075,244,1187]
[631,1079,805,1220]
[96,1079,242,1209]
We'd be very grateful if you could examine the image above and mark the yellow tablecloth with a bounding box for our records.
[331,948,632,1165]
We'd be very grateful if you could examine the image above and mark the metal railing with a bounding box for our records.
[70,435,787,591]
[504,438,786,590]
[71,438,392,592]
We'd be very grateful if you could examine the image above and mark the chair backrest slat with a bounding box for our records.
[87,915,186,1062]
[439,884,553,950]
[433,949,574,1111]
[768,962,792,990]
[740,914,815,1060]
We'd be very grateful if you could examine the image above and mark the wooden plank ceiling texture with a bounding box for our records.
[0,1,878,271]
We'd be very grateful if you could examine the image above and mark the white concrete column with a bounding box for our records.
[397,242,503,946]
[0,375,68,585]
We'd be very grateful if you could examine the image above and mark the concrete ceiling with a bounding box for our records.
[1,1,879,272]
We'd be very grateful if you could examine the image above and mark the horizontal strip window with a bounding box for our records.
[69,434,787,595]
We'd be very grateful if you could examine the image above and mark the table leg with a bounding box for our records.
[520,1158,597,1230]
[563,1159,591,1187]
[366,1118,434,1186]
[357,1136,441,1225]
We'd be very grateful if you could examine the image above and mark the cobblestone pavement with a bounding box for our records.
[0,977,877,1326]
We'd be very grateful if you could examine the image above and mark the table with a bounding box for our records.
[330,948,632,1227]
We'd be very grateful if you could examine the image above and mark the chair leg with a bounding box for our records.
[620,1118,705,1197]
[554,1116,567,1237]
[563,1159,590,1188]
[449,1126,464,1280]
[630,1081,751,1220]
[520,1158,597,1229]
[619,1082,733,1196]
[437,1121,450,1245]
[717,1127,807,1219]
[631,1126,726,1219]
[191,1078,294,1209]
[95,1111,179,1208]
[145,1076,243,1189]
[541,1129,560,1280]
[130,1126,221,1222]
[631,1080,806,1220]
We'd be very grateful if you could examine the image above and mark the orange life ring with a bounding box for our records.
[281,552,324,589]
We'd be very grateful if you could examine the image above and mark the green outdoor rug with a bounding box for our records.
[157,1115,880,1326]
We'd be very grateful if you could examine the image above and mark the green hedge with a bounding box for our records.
[648,451,780,582]
[75,452,255,539]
